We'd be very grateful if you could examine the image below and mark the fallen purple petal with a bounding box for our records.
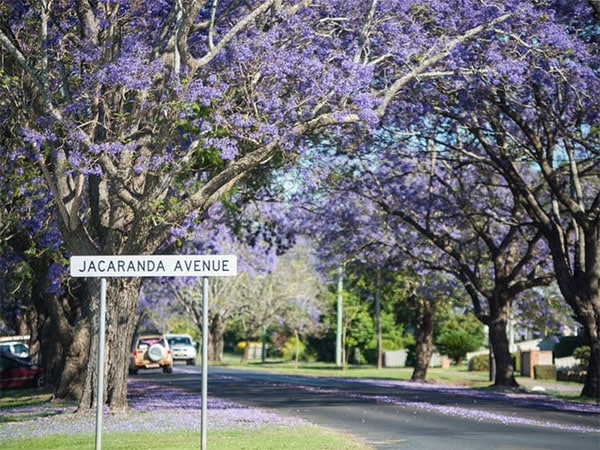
[0,380,307,443]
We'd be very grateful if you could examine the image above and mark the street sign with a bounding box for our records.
[68,253,237,450]
[70,254,237,277]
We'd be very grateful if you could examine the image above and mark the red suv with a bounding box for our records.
[129,335,173,375]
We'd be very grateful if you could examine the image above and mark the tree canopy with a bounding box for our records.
[1,0,598,406]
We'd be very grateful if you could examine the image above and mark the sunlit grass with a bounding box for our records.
[0,389,54,409]
[0,426,370,450]
[0,389,74,424]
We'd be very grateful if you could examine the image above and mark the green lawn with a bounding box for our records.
[0,427,368,450]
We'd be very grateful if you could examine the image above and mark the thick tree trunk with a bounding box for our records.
[582,336,600,399]
[578,304,599,399]
[23,254,90,400]
[549,235,600,399]
[471,289,518,388]
[55,316,90,400]
[488,316,518,388]
[411,298,435,382]
[79,277,141,411]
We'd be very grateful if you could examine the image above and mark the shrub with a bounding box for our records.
[468,353,489,372]
[281,337,307,361]
[534,364,556,380]
[572,345,590,363]
[436,331,481,364]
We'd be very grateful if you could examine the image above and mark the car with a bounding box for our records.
[129,335,173,375]
[166,333,197,365]
[0,341,30,359]
[0,350,44,389]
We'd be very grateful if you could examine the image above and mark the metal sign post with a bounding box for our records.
[70,255,237,450]
[96,278,106,450]
[201,276,209,449]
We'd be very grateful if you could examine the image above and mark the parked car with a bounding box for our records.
[166,333,197,365]
[0,341,30,359]
[129,335,173,375]
[0,350,44,389]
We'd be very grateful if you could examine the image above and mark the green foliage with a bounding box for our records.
[468,354,489,372]
[534,365,556,380]
[281,336,307,361]
[572,346,591,368]
[167,315,200,341]
[325,267,418,365]
[0,427,366,450]
[435,310,485,342]
[436,330,481,364]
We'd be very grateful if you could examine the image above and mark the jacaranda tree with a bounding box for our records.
[1,0,584,409]
[413,1,600,398]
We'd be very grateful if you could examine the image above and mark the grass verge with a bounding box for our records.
[0,426,369,450]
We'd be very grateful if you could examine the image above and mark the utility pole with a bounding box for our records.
[336,264,343,367]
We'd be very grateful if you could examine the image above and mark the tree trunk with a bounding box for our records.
[241,337,251,363]
[488,314,518,388]
[411,297,435,382]
[209,314,225,363]
[294,329,300,369]
[582,335,600,399]
[470,287,518,388]
[546,230,599,399]
[56,315,90,400]
[22,253,90,400]
[578,303,599,399]
[78,277,141,411]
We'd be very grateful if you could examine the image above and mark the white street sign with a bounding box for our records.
[70,254,237,277]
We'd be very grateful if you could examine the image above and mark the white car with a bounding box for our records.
[166,333,197,365]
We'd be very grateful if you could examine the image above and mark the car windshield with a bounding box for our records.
[168,337,191,345]
[0,343,28,355]
[14,344,28,353]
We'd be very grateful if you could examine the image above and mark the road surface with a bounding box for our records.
[136,365,600,449]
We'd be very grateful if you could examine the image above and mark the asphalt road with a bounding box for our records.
[137,365,600,450]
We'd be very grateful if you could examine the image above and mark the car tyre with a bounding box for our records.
[129,368,138,375]
[33,373,45,388]
[186,358,195,366]
[163,365,173,374]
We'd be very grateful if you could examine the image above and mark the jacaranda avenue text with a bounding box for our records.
[70,255,237,277]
